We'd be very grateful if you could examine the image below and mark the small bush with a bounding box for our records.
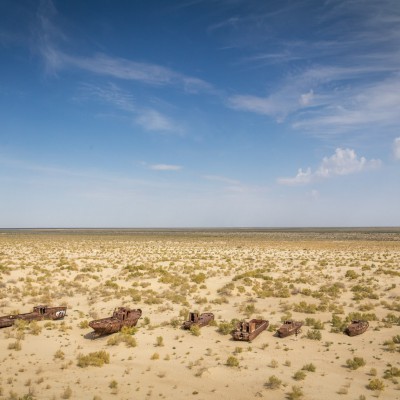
[61,386,72,399]
[109,380,118,389]
[346,357,366,370]
[265,375,282,389]
[366,378,384,391]
[151,352,160,360]
[302,363,316,372]
[226,356,239,367]
[293,370,306,381]
[77,351,110,367]
[287,385,304,399]
[218,320,236,335]
[78,320,89,329]
[383,367,400,379]
[190,324,201,336]
[155,336,164,346]
[54,349,65,360]
[305,329,321,340]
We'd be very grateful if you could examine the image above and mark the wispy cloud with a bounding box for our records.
[149,164,182,171]
[278,148,381,185]
[35,1,213,94]
[80,83,182,133]
[394,137,400,160]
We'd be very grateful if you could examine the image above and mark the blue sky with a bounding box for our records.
[0,0,399,227]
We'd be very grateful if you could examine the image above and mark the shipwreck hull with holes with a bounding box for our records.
[231,319,269,341]
[182,312,214,329]
[277,320,303,338]
[89,307,142,336]
[0,305,67,328]
[345,320,369,336]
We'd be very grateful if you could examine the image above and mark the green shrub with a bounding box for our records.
[346,357,366,370]
[383,367,400,379]
[218,320,237,335]
[302,363,316,372]
[305,329,321,340]
[293,370,306,380]
[226,356,239,367]
[287,385,304,399]
[77,351,110,367]
[190,324,201,336]
[366,379,384,391]
[265,375,282,389]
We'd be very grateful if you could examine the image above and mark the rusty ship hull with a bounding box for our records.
[89,307,142,336]
[183,312,214,329]
[232,319,269,341]
[345,320,369,336]
[0,306,67,329]
[277,320,303,338]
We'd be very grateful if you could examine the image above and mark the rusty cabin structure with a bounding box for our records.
[231,319,269,341]
[182,312,214,329]
[277,320,303,338]
[345,320,369,336]
[0,305,67,328]
[89,307,142,336]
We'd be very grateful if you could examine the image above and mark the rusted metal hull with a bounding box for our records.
[0,317,15,328]
[0,306,67,329]
[277,320,303,338]
[345,320,369,336]
[183,312,214,329]
[89,308,142,336]
[232,319,269,341]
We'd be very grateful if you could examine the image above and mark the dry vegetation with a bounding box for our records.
[0,228,399,399]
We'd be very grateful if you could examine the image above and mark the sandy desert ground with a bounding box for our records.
[0,229,399,400]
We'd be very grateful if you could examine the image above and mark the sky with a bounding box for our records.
[0,0,399,228]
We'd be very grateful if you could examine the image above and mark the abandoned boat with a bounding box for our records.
[182,312,214,329]
[89,307,142,336]
[231,319,269,341]
[345,320,369,336]
[0,305,67,328]
[277,320,303,338]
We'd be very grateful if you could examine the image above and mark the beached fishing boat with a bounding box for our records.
[182,312,214,329]
[0,305,67,328]
[277,320,303,338]
[232,319,269,341]
[89,307,142,336]
[345,320,369,336]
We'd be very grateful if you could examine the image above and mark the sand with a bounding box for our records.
[0,229,399,399]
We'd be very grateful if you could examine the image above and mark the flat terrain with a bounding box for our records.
[0,229,399,400]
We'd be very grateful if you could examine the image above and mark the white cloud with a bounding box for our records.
[136,110,179,133]
[149,164,182,171]
[278,148,381,185]
[394,137,400,160]
[80,84,181,133]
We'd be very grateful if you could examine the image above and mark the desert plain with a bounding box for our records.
[0,228,399,400]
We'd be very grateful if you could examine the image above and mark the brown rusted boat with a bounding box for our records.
[345,320,369,336]
[0,305,67,328]
[182,312,214,329]
[232,319,269,341]
[89,307,142,336]
[277,320,303,338]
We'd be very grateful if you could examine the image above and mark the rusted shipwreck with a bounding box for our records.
[277,320,303,338]
[89,307,142,336]
[0,305,67,328]
[182,312,214,329]
[345,320,369,336]
[232,319,269,341]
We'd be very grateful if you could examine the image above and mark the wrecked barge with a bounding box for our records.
[345,320,369,336]
[0,305,67,328]
[277,320,303,338]
[231,319,269,341]
[89,307,142,336]
[182,312,214,329]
